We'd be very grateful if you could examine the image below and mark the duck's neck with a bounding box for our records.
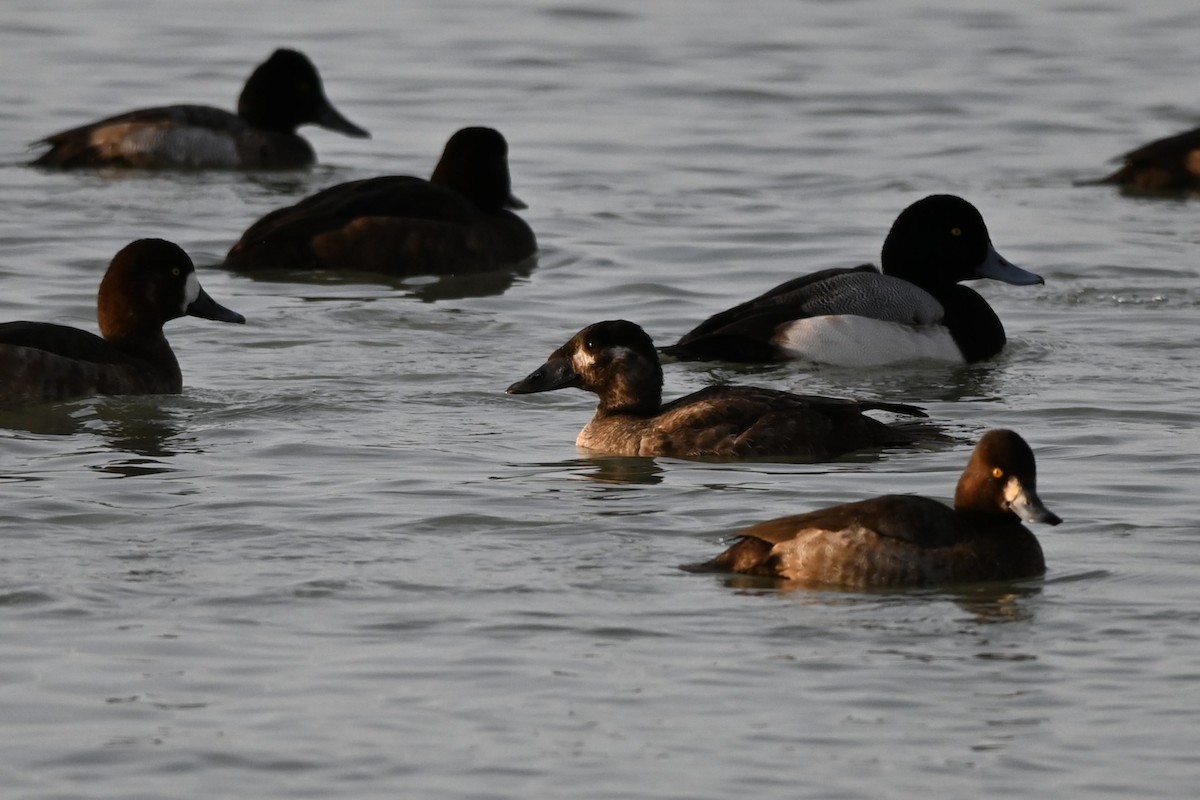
[595,362,663,418]
[108,329,179,371]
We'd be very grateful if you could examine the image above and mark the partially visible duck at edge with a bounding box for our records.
[1094,124,1200,192]
[223,126,536,276]
[660,195,1046,366]
[31,48,369,170]
[506,319,932,460]
[683,429,1062,587]
[0,239,245,408]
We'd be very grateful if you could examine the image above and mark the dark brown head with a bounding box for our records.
[238,48,369,138]
[430,127,526,212]
[97,239,245,341]
[954,429,1061,525]
[506,320,663,416]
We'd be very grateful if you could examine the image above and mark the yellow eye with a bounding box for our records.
[951,227,963,237]
[992,467,1004,479]
[171,267,181,276]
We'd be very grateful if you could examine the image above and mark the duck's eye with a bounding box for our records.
[171,267,181,277]
[584,340,596,351]
[992,467,1004,479]
[950,227,963,237]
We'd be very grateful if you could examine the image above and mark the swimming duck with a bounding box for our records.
[223,126,536,276]
[682,429,1061,587]
[0,239,244,407]
[1097,126,1200,191]
[660,195,1045,365]
[506,319,930,459]
[32,49,368,169]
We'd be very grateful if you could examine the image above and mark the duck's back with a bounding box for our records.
[0,322,180,406]
[1102,126,1200,190]
[664,267,946,362]
[225,176,535,274]
[32,105,313,169]
[580,385,919,459]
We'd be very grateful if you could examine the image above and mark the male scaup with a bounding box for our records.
[32,48,368,169]
[660,195,1046,366]
[506,319,931,459]
[0,239,244,408]
[1096,125,1200,191]
[223,126,536,276]
[682,429,1061,587]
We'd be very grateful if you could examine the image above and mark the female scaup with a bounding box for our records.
[223,126,536,276]
[682,429,1061,587]
[32,49,368,169]
[660,195,1046,366]
[0,239,244,408]
[506,319,931,460]
[1097,126,1200,191]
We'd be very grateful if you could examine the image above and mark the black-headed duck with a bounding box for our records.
[682,429,1061,587]
[32,49,368,169]
[660,195,1046,366]
[0,239,244,408]
[223,126,536,276]
[1097,126,1200,191]
[506,319,930,460]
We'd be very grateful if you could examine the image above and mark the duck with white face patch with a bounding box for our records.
[0,239,244,408]
[682,429,1062,587]
[507,319,938,460]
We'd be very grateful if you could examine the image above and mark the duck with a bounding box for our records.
[31,48,368,169]
[660,195,1046,366]
[682,429,1061,587]
[505,319,931,459]
[0,239,245,408]
[223,126,536,276]
[1096,125,1200,191]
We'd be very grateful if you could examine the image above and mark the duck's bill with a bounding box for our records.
[315,100,370,139]
[1005,478,1062,525]
[974,244,1045,286]
[505,193,528,210]
[188,287,246,324]
[506,358,580,394]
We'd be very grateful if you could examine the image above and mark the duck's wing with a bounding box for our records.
[680,495,959,576]
[231,176,476,246]
[32,105,255,168]
[0,322,123,364]
[653,385,923,458]
[663,267,943,361]
[1112,125,1200,168]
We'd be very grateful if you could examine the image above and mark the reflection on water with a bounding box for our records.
[92,400,191,459]
[212,256,538,302]
[944,582,1043,625]
[0,396,194,477]
[574,455,666,485]
[700,572,1044,624]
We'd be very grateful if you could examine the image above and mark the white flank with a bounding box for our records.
[774,315,964,366]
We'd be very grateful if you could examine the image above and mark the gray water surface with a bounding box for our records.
[1,1,1199,798]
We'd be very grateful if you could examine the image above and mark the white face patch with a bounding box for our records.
[774,316,964,366]
[573,344,633,372]
[1003,476,1024,506]
[182,272,201,313]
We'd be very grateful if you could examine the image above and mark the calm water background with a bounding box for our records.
[1,1,1198,797]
